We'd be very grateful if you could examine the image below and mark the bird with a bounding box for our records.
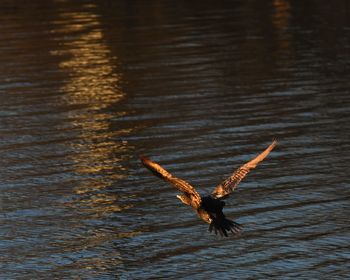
[141,139,277,237]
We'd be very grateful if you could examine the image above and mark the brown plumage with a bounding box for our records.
[141,139,277,237]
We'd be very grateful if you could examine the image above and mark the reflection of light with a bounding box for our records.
[51,7,132,219]
[272,0,290,31]
[272,0,291,56]
[78,193,133,217]
[58,27,123,110]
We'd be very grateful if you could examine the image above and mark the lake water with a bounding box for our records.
[1,1,350,279]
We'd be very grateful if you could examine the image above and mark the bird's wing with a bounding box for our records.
[212,139,277,199]
[141,156,202,209]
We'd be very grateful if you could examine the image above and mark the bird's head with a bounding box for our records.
[197,208,212,224]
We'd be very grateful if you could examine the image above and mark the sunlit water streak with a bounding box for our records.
[0,1,350,279]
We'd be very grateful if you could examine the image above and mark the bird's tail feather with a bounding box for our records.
[208,217,242,237]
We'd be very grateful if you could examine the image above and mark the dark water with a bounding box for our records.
[1,0,350,279]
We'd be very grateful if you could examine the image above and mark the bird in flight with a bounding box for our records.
[141,139,277,237]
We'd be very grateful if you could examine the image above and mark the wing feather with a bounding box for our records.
[212,139,277,199]
[141,156,202,208]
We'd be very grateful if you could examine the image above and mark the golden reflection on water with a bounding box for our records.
[272,0,292,66]
[51,6,133,219]
[272,0,290,30]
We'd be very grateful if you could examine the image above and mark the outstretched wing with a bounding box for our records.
[212,139,277,199]
[141,156,202,209]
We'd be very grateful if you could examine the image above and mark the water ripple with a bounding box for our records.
[1,1,350,279]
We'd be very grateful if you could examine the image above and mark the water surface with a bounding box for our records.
[0,1,350,279]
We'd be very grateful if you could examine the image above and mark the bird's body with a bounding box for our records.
[201,195,225,212]
[141,139,277,237]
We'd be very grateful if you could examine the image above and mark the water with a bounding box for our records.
[1,1,350,279]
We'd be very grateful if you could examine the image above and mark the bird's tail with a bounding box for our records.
[208,216,242,237]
